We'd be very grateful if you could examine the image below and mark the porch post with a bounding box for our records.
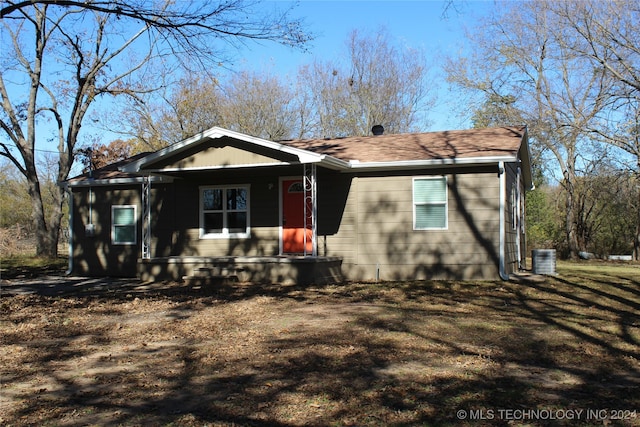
[303,163,318,256]
[141,175,151,259]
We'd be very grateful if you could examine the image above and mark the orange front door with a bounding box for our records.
[282,179,313,254]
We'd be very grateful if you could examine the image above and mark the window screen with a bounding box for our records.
[112,205,136,244]
[413,177,447,229]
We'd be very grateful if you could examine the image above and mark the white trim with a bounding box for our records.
[516,166,523,268]
[65,187,73,275]
[142,161,292,174]
[199,184,251,239]
[348,155,518,172]
[120,126,346,173]
[141,177,151,259]
[111,205,137,245]
[279,176,300,255]
[66,175,173,187]
[498,162,509,280]
[412,176,448,231]
[303,163,318,257]
[64,127,531,185]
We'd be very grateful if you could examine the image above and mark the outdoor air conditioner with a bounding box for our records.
[532,249,556,275]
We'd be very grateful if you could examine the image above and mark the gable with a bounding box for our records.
[142,137,298,171]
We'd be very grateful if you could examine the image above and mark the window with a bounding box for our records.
[200,185,250,238]
[413,177,447,230]
[112,205,137,244]
[288,182,304,192]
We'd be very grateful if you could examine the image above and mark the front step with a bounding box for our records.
[182,266,240,286]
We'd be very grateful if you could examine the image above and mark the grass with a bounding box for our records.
[558,259,640,275]
[0,255,67,279]
[0,260,638,426]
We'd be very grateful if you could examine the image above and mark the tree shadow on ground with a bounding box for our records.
[2,271,639,426]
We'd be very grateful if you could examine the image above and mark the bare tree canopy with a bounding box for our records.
[547,0,640,164]
[117,27,434,150]
[446,0,621,259]
[300,28,433,138]
[448,0,640,259]
[221,70,299,140]
[1,0,309,48]
[0,0,311,256]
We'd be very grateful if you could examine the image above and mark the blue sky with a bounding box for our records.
[4,0,494,169]
[236,1,474,72]
[227,0,492,131]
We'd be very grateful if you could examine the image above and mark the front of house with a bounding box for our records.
[63,126,533,284]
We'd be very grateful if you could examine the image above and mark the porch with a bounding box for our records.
[138,255,344,285]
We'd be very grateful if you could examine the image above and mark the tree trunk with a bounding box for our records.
[635,191,640,261]
[565,195,579,260]
[634,221,640,261]
[27,174,61,258]
[563,163,580,259]
[27,178,49,257]
[47,186,65,259]
[635,169,640,261]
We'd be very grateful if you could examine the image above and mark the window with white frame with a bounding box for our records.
[112,205,137,244]
[413,177,448,230]
[200,185,250,238]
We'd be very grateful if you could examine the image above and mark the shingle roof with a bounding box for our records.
[283,126,526,163]
[65,152,151,184]
[66,126,528,186]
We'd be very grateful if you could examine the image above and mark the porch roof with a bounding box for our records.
[63,153,173,187]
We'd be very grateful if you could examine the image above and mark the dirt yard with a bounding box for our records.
[1,262,639,426]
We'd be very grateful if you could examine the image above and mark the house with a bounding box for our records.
[63,126,533,284]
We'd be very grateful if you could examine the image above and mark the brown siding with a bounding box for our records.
[72,185,141,277]
[156,145,283,169]
[149,168,289,259]
[71,162,518,281]
[146,137,299,171]
[504,161,525,274]
[324,167,502,280]
[317,170,357,263]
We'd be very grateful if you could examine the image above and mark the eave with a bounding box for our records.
[63,175,174,188]
[65,125,533,190]
[119,127,350,173]
[346,155,519,172]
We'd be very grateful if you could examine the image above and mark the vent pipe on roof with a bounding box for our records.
[372,125,384,136]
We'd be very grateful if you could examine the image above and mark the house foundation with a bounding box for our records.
[137,256,343,285]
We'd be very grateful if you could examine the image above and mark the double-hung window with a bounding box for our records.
[200,185,250,238]
[112,205,137,244]
[413,177,448,230]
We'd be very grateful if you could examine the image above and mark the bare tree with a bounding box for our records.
[0,0,310,257]
[446,1,614,259]
[299,28,433,138]
[77,139,135,172]
[547,0,640,257]
[127,75,226,149]
[118,28,433,147]
[220,70,298,140]
[119,69,299,150]
[297,61,352,138]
